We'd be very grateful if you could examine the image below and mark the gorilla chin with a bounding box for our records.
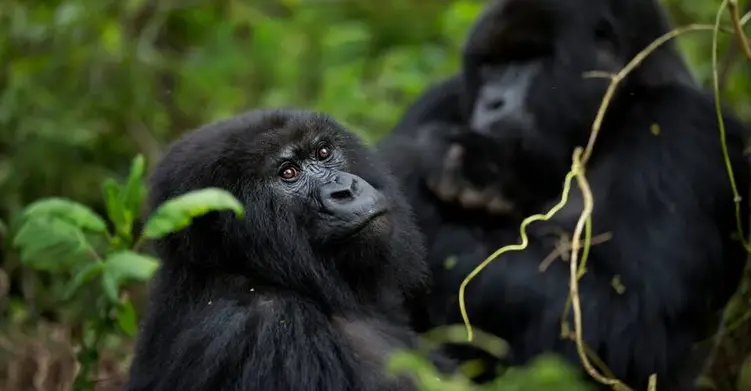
[332,197,393,241]
[355,207,392,237]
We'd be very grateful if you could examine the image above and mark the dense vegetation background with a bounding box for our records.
[0,0,749,390]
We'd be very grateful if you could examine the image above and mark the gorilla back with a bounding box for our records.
[125,109,433,391]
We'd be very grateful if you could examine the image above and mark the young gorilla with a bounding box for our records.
[379,0,750,389]
[124,109,450,391]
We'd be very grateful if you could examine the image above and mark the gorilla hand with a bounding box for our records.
[423,129,515,215]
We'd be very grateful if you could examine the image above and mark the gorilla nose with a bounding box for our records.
[321,175,358,202]
[320,172,388,220]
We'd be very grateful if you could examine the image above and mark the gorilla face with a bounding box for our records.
[463,0,624,144]
[247,126,393,243]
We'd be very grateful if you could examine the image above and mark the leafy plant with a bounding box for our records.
[11,154,245,391]
[388,350,594,391]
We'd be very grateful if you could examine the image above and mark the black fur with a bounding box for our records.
[378,0,750,390]
[125,109,449,391]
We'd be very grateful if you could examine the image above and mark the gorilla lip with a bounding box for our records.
[349,207,389,236]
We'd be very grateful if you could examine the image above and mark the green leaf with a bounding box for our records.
[116,301,139,337]
[23,198,107,233]
[13,217,97,271]
[142,188,245,239]
[100,251,160,303]
[105,250,160,282]
[63,262,105,300]
[120,154,147,218]
[102,178,126,228]
[102,271,119,303]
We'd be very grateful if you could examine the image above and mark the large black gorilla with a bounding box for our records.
[378,0,751,389]
[125,109,451,391]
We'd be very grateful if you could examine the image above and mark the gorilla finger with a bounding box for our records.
[487,195,515,215]
[426,173,458,202]
[434,174,461,202]
[457,187,492,209]
[442,143,465,170]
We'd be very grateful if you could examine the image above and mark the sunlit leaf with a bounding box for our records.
[13,217,96,271]
[101,251,160,303]
[142,188,244,239]
[102,271,119,303]
[116,301,139,337]
[23,197,108,233]
[102,178,126,228]
[119,154,147,227]
[101,22,123,56]
[105,251,160,282]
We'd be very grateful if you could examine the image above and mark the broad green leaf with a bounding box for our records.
[102,178,126,228]
[119,155,146,220]
[116,301,139,337]
[104,251,160,282]
[142,188,245,239]
[23,198,107,233]
[13,217,96,271]
[102,271,119,303]
[63,262,105,300]
[101,251,160,303]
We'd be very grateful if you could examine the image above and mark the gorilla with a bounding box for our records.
[124,109,452,391]
[378,0,751,390]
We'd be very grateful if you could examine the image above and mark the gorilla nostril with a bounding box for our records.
[330,189,353,200]
[486,99,504,111]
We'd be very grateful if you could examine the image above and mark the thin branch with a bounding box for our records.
[538,232,612,272]
[567,148,629,389]
[581,23,715,164]
[742,10,751,26]
[712,0,751,253]
[729,0,751,62]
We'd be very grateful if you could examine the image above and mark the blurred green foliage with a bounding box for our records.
[11,153,247,389]
[0,0,747,221]
[0,0,749,389]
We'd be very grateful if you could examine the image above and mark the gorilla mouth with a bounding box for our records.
[347,207,390,237]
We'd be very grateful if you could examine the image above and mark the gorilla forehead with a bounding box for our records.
[151,109,363,200]
[176,109,355,171]
[221,109,352,162]
[473,0,605,30]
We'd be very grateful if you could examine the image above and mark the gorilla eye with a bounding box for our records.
[279,165,299,181]
[316,145,332,161]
